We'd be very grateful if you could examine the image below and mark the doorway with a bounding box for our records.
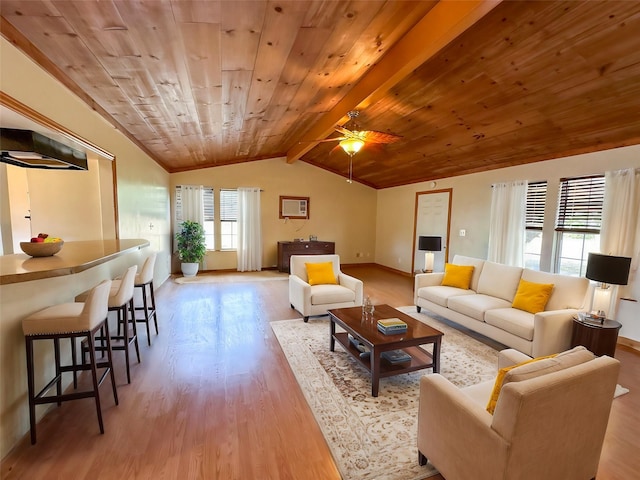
[412,189,452,274]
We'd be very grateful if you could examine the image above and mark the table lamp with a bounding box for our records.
[585,252,632,319]
[418,236,442,273]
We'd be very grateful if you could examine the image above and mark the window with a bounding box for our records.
[220,189,238,250]
[524,181,547,270]
[554,175,605,276]
[202,187,214,249]
[175,186,215,250]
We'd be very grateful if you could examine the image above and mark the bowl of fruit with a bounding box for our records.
[20,233,64,257]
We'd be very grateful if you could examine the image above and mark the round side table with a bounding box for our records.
[570,316,621,357]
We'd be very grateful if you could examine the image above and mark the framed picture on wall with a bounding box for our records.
[279,196,309,219]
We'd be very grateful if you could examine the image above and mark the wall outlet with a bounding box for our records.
[459,229,466,237]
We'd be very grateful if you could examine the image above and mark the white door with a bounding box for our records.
[413,190,451,273]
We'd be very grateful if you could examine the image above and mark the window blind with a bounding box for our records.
[555,175,604,233]
[175,185,183,222]
[220,189,238,221]
[526,181,547,230]
[203,187,214,222]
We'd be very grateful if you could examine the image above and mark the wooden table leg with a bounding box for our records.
[432,338,441,373]
[371,347,381,397]
[329,318,336,352]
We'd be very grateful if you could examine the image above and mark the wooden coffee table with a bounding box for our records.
[328,304,443,397]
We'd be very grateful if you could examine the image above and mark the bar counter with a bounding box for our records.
[0,239,149,284]
[0,238,152,458]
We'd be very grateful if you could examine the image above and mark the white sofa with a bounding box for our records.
[414,255,590,357]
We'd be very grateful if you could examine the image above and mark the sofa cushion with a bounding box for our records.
[487,346,596,413]
[417,285,476,307]
[310,284,355,305]
[305,262,338,286]
[476,261,524,302]
[451,255,486,292]
[485,308,535,340]
[503,345,595,383]
[521,269,590,311]
[441,263,475,289]
[485,346,595,414]
[485,352,558,414]
[447,294,512,322]
[511,279,554,314]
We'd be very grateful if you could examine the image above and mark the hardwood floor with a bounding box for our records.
[1,266,637,479]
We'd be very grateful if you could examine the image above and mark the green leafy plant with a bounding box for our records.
[176,220,206,263]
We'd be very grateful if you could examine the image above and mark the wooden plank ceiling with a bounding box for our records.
[2,1,640,189]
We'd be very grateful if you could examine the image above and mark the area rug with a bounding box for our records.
[174,270,288,284]
[270,306,500,480]
[615,384,629,397]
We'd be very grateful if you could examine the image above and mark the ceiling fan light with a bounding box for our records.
[339,137,364,155]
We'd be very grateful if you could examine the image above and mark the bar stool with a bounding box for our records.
[79,265,140,384]
[133,252,158,346]
[22,279,118,444]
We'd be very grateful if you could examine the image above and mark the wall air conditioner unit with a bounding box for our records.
[279,196,309,219]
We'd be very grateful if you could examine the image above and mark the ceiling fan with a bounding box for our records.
[315,110,402,183]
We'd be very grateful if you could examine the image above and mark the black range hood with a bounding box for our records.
[0,128,88,170]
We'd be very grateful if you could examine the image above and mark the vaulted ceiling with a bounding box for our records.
[2,1,640,189]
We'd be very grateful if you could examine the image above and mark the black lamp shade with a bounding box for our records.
[418,236,442,252]
[585,252,632,285]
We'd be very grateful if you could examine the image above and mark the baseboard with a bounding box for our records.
[340,262,377,269]
[368,263,413,277]
[618,336,640,354]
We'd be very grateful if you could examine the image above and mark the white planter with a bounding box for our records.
[181,262,199,277]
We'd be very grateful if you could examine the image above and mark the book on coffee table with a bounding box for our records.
[377,318,408,334]
[381,349,411,364]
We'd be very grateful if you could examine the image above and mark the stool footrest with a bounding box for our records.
[34,366,112,400]
[34,390,97,404]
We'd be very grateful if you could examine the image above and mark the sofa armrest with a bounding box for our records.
[414,273,445,305]
[531,309,580,357]
[415,272,445,290]
[498,349,532,369]
[418,374,508,479]
[289,275,311,312]
[338,272,364,305]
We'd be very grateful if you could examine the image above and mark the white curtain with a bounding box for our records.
[174,185,205,265]
[601,168,640,275]
[180,185,205,224]
[237,187,262,272]
[598,168,640,318]
[487,181,527,266]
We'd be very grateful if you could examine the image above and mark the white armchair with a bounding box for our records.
[417,347,620,480]
[289,254,363,322]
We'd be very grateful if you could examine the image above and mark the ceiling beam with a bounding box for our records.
[286,0,503,164]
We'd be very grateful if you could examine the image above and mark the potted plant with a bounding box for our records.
[176,220,206,277]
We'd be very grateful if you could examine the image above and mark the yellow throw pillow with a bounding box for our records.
[440,263,474,289]
[486,353,558,414]
[511,279,554,314]
[305,262,337,286]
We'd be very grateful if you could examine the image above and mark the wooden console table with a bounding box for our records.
[277,240,335,273]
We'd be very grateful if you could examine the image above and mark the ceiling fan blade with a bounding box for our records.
[299,136,347,144]
[359,130,402,144]
[334,126,354,136]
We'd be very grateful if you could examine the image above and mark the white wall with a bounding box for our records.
[376,144,640,340]
[1,38,171,284]
[171,158,377,271]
